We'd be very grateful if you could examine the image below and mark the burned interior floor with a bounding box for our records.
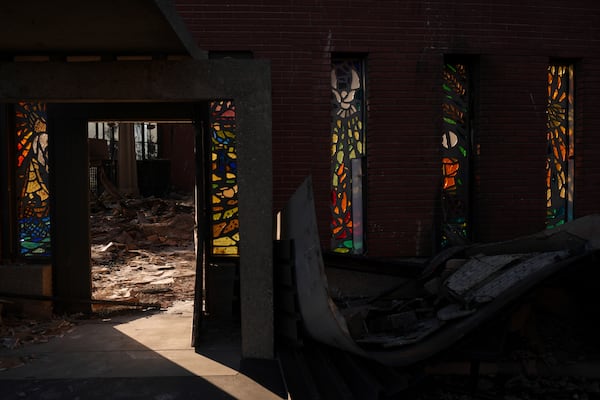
[90,193,197,310]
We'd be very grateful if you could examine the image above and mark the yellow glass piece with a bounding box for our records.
[227,152,237,159]
[337,151,344,164]
[223,207,238,219]
[337,120,342,128]
[213,213,222,221]
[226,172,236,179]
[232,233,240,241]
[332,133,338,144]
[212,153,217,161]
[357,141,363,154]
[26,172,41,193]
[212,173,221,181]
[354,130,360,141]
[213,246,238,255]
[333,247,350,253]
[212,195,221,204]
[214,237,236,246]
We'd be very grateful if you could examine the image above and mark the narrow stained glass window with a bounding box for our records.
[210,100,239,256]
[331,57,366,254]
[441,63,470,247]
[16,102,51,257]
[546,64,574,229]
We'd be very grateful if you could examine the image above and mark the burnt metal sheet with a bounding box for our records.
[280,178,597,367]
[280,176,360,354]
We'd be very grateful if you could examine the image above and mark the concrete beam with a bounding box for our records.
[0,60,273,359]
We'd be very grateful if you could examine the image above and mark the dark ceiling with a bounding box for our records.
[0,0,204,58]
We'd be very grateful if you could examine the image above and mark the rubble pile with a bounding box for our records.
[91,194,197,310]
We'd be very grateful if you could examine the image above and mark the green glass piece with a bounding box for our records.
[443,117,457,125]
[459,146,467,157]
[21,241,39,250]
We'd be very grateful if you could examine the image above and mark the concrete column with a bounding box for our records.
[118,123,138,196]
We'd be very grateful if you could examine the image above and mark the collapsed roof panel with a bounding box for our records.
[280,177,600,367]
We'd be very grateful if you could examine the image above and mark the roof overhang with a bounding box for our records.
[0,0,206,59]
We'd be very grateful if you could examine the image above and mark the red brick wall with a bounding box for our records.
[175,0,600,256]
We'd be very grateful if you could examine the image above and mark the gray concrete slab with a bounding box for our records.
[0,301,287,399]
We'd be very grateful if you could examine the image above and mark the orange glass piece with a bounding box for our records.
[442,157,460,190]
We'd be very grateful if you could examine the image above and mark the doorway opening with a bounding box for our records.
[88,121,198,313]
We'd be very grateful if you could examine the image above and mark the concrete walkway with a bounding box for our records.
[0,301,288,399]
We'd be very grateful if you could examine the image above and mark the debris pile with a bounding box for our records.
[0,317,74,350]
[91,194,196,310]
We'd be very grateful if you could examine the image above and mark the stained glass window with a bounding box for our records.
[15,102,51,257]
[210,100,239,256]
[331,57,366,254]
[546,64,574,229]
[441,63,471,247]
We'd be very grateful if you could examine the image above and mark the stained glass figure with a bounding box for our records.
[331,58,365,254]
[441,63,470,247]
[15,102,51,257]
[546,65,574,229]
[210,100,239,256]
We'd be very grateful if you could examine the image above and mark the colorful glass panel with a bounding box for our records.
[441,63,470,247]
[546,65,574,229]
[210,100,239,256]
[15,102,51,257]
[331,58,365,254]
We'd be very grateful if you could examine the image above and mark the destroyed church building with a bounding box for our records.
[1,0,600,363]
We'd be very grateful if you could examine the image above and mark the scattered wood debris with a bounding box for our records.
[90,194,197,311]
[0,317,74,350]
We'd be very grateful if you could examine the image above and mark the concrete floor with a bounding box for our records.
[0,301,288,399]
